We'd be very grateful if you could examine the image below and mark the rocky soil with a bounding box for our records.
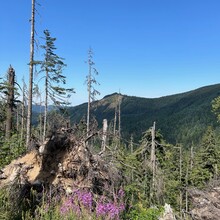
[188,182,220,220]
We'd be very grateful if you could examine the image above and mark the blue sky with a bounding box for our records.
[1,0,220,105]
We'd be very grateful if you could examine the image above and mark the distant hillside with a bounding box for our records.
[68,84,220,146]
[32,105,55,113]
[32,105,58,126]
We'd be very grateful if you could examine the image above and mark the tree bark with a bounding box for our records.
[26,0,35,148]
[21,78,26,141]
[113,103,117,137]
[5,66,15,139]
[86,52,92,137]
[43,70,48,141]
[118,93,121,141]
[101,119,108,152]
[150,121,156,201]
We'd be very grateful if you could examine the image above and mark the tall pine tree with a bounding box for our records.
[190,126,220,188]
[40,29,74,140]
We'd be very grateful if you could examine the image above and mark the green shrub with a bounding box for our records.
[125,202,164,220]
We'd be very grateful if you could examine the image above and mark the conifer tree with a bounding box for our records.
[212,96,220,121]
[40,29,74,140]
[190,126,220,187]
[0,66,20,139]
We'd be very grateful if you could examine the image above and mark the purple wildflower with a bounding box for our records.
[108,203,120,218]
[118,189,125,198]
[96,203,107,216]
[60,197,80,215]
[79,191,93,209]
[96,202,125,219]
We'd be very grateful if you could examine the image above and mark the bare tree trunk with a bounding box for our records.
[21,78,26,141]
[190,144,194,170]
[113,104,117,137]
[21,102,24,140]
[130,135,134,203]
[150,121,156,201]
[16,105,19,132]
[179,145,183,220]
[101,119,108,152]
[43,70,48,141]
[26,0,35,148]
[118,93,121,141]
[87,59,91,137]
[185,164,189,213]
[39,96,42,142]
[5,65,15,139]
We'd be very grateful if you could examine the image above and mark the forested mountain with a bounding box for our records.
[68,83,220,146]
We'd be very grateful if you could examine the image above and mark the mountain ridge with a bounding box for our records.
[67,83,220,146]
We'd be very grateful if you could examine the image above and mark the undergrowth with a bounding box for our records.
[0,185,164,220]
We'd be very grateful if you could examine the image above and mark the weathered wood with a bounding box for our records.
[101,119,108,152]
[5,66,15,139]
[118,93,121,141]
[150,121,156,199]
[26,0,35,148]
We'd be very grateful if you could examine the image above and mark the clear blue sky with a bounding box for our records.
[1,0,220,105]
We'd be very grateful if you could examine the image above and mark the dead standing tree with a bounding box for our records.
[118,92,122,142]
[26,0,36,148]
[113,93,123,150]
[100,119,108,154]
[86,48,100,138]
[21,79,27,141]
[5,66,15,139]
[149,121,157,204]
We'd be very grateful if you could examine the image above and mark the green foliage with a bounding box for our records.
[0,68,20,138]
[212,96,220,122]
[0,134,25,169]
[161,145,181,209]
[40,29,74,107]
[125,203,164,220]
[190,126,220,188]
[0,188,11,220]
[0,183,33,220]
[0,101,6,134]
[114,128,169,219]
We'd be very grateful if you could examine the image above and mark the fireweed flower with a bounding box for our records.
[96,202,125,219]
[96,203,107,216]
[73,189,93,209]
[60,197,80,215]
[60,189,125,219]
[79,192,93,209]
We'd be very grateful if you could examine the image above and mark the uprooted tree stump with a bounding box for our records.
[0,130,123,216]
